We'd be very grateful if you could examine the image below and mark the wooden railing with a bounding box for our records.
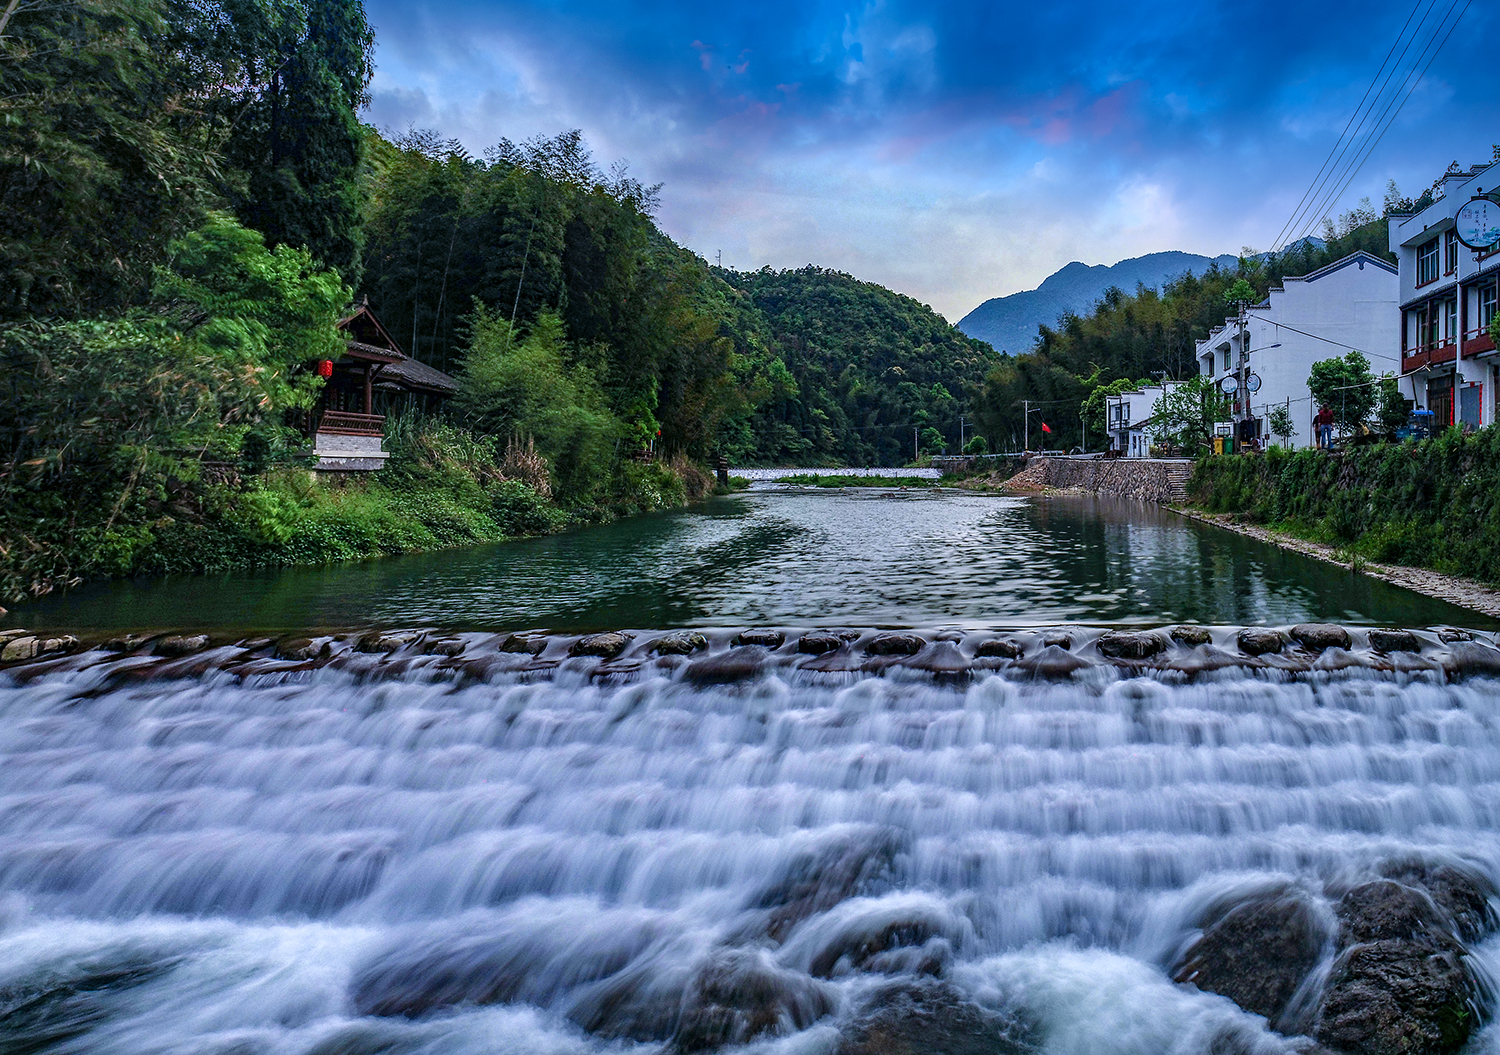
[317,410,385,437]
[1462,327,1496,357]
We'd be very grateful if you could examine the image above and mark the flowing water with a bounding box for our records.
[5,489,1500,1054]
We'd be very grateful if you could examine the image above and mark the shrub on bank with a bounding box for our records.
[1191,431,1500,582]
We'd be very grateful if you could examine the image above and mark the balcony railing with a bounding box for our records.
[317,410,386,437]
[1462,327,1497,357]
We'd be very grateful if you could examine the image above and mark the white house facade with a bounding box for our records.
[1194,251,1399,448]
[1389,158,1500,428]
[1105,383,1178,457]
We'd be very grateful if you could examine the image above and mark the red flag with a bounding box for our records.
[1040,422,1051,434]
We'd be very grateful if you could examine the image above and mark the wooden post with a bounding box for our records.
[363,366,373,416]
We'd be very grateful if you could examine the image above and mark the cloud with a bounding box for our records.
[361,0,1500,320]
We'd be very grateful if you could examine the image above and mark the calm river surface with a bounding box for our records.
[15,486,1491,632]
[7,485,1500,1055]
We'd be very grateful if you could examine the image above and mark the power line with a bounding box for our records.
[1269,0,1429,252]
[1288,0,1474,248]
[1265,320,1400,361]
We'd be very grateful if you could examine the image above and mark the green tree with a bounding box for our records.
[1307,351,1376,434]
[1375,376,1410,436]
[1223,278,1257,305]
[1148,376,1227,453]
[223,0,375,281]
[1267,403,1294,446]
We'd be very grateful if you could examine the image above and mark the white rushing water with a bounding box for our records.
[2,656,1500,1053]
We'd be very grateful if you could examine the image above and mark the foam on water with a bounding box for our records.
[1,647,1498,1053]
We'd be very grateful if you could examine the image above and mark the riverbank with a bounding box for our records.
[1176,508,1500,619]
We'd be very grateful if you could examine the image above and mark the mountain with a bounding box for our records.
[957,251,1240,353]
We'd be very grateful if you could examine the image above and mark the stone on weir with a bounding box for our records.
[1368,629,1421,654]
[1442,641,1500,678]
[1,635,77,663]
[797,633,845,655]
[276,637,330,661]
[1291,623,1352,650]
[865,632,925,656]
[356,630,424,654]
[155,634,210,657]
[1096,630,1167,660]
[733,629,785,649]
[500,634,547,655]
[652,631,709,655]
[1042,632,1072,649]
[570,632,633,659]
[1237,628,1287,656]
[973,638,1023,659]
[1170,625,1213,646]
[1013,644,1091,677]
[685,647,767,683]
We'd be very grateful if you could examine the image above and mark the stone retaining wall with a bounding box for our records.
[1008,456,1191,504]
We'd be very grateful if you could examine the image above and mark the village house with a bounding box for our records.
[1194,251,1398,448]
[1105,382,1177,457]
[309,301,460,471]
[1389,156,1500,429]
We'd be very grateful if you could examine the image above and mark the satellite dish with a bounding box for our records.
[1218,375,1239,395]
[1456,196,1500,250]
[1246,373,1262,393]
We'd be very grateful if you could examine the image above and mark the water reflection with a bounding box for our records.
[16,489,1490,632]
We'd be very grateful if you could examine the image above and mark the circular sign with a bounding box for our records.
[1455,197,1500,250]
[1219,375,1239,395]
[1246,373,1262,393]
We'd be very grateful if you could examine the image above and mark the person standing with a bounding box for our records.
[1314,405,1334,450]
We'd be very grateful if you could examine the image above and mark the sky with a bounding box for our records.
[361,0,1500,322]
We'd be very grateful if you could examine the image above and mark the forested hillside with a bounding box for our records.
[716,267,997,465]
[976,196,1415,453]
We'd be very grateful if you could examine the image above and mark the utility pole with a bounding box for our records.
[1235,298,1249,436]
[913,427,919,463]
[1023,400,1030,452]
[716,250,722,268]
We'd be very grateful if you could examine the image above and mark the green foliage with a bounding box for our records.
[1307,351,1376,433]
[1266,403,1294,445]
[962,434,988,455]
[1223,278,1257,305]
[1148,377,1228,454]
[1375,377,1410,436]
[1080,376,1151,441]
[1191,430,1500,583]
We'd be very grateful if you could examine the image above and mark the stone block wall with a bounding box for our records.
[1015,457,1192,505]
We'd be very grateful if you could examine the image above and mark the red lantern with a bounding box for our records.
[316,359,334,378]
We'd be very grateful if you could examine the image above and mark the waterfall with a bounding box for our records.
[1,633,1498,1054]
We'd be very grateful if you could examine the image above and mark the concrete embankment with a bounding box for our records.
[1003,455,1194,504]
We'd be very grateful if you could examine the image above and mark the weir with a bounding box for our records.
[1,624,1498,1054]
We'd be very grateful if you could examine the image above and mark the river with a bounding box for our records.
[3,486,1499,1055]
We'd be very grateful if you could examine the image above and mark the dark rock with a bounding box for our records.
[1237,628,1287,656]
[672,950,835,1053]
[1042,633,1072,649]
[1315,935,1475,1055]
[733,629,786,649]
[653,632,709,655]
[1012,645,1091,678]
[973,638,1023,659]
[1438,629,1473,643]
[103,634,151,652]
[866,633,925,657]
[684,647,767,684]
[1292,623,1352,650]
[836,979,1033,1055]
[1170,625,1213,646]
[1442,641,1500,678]
[806,918,949,979]
[748,829,904,943]
[421,638,465,657]
[909,641,970,676]
[500,634,547,655]
[797,633,845,655]
[1368,629,1421,654]
[1172,892,1325,1026]
[1315,879,1481,1055]
[1096,630,1167,660]
[239,638,274,652]
[356,631,423,654]
[277,638,328,661]
[571,633,633,659]
[1379,860,1498,942]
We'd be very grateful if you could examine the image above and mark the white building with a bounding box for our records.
[1105,383,1178,457]
[1389,158,1500,428]
[1194,251,1399,448]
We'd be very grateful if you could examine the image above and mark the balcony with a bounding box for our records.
[1462,327,1497,358]
[1401,343,1458,374]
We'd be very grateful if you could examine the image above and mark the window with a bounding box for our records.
[1444,298,1459,344]
[1421,306,1440,350]
[1481,282,1497,332]
[1418,238,1440,285]
[1445,229,1459,274]
[1222,348,1231,371]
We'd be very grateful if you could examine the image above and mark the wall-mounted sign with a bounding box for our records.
[1455,196,1500,250]
[1219,375,1239,395]
[1246,373,1262,393]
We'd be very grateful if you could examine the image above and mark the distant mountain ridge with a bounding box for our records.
[957,251,1240,353]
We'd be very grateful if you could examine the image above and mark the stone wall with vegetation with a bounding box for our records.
[1010,456,1191,504]
[1190,432,1500,584]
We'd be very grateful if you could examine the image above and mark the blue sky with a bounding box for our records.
[362,0,1500,321]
